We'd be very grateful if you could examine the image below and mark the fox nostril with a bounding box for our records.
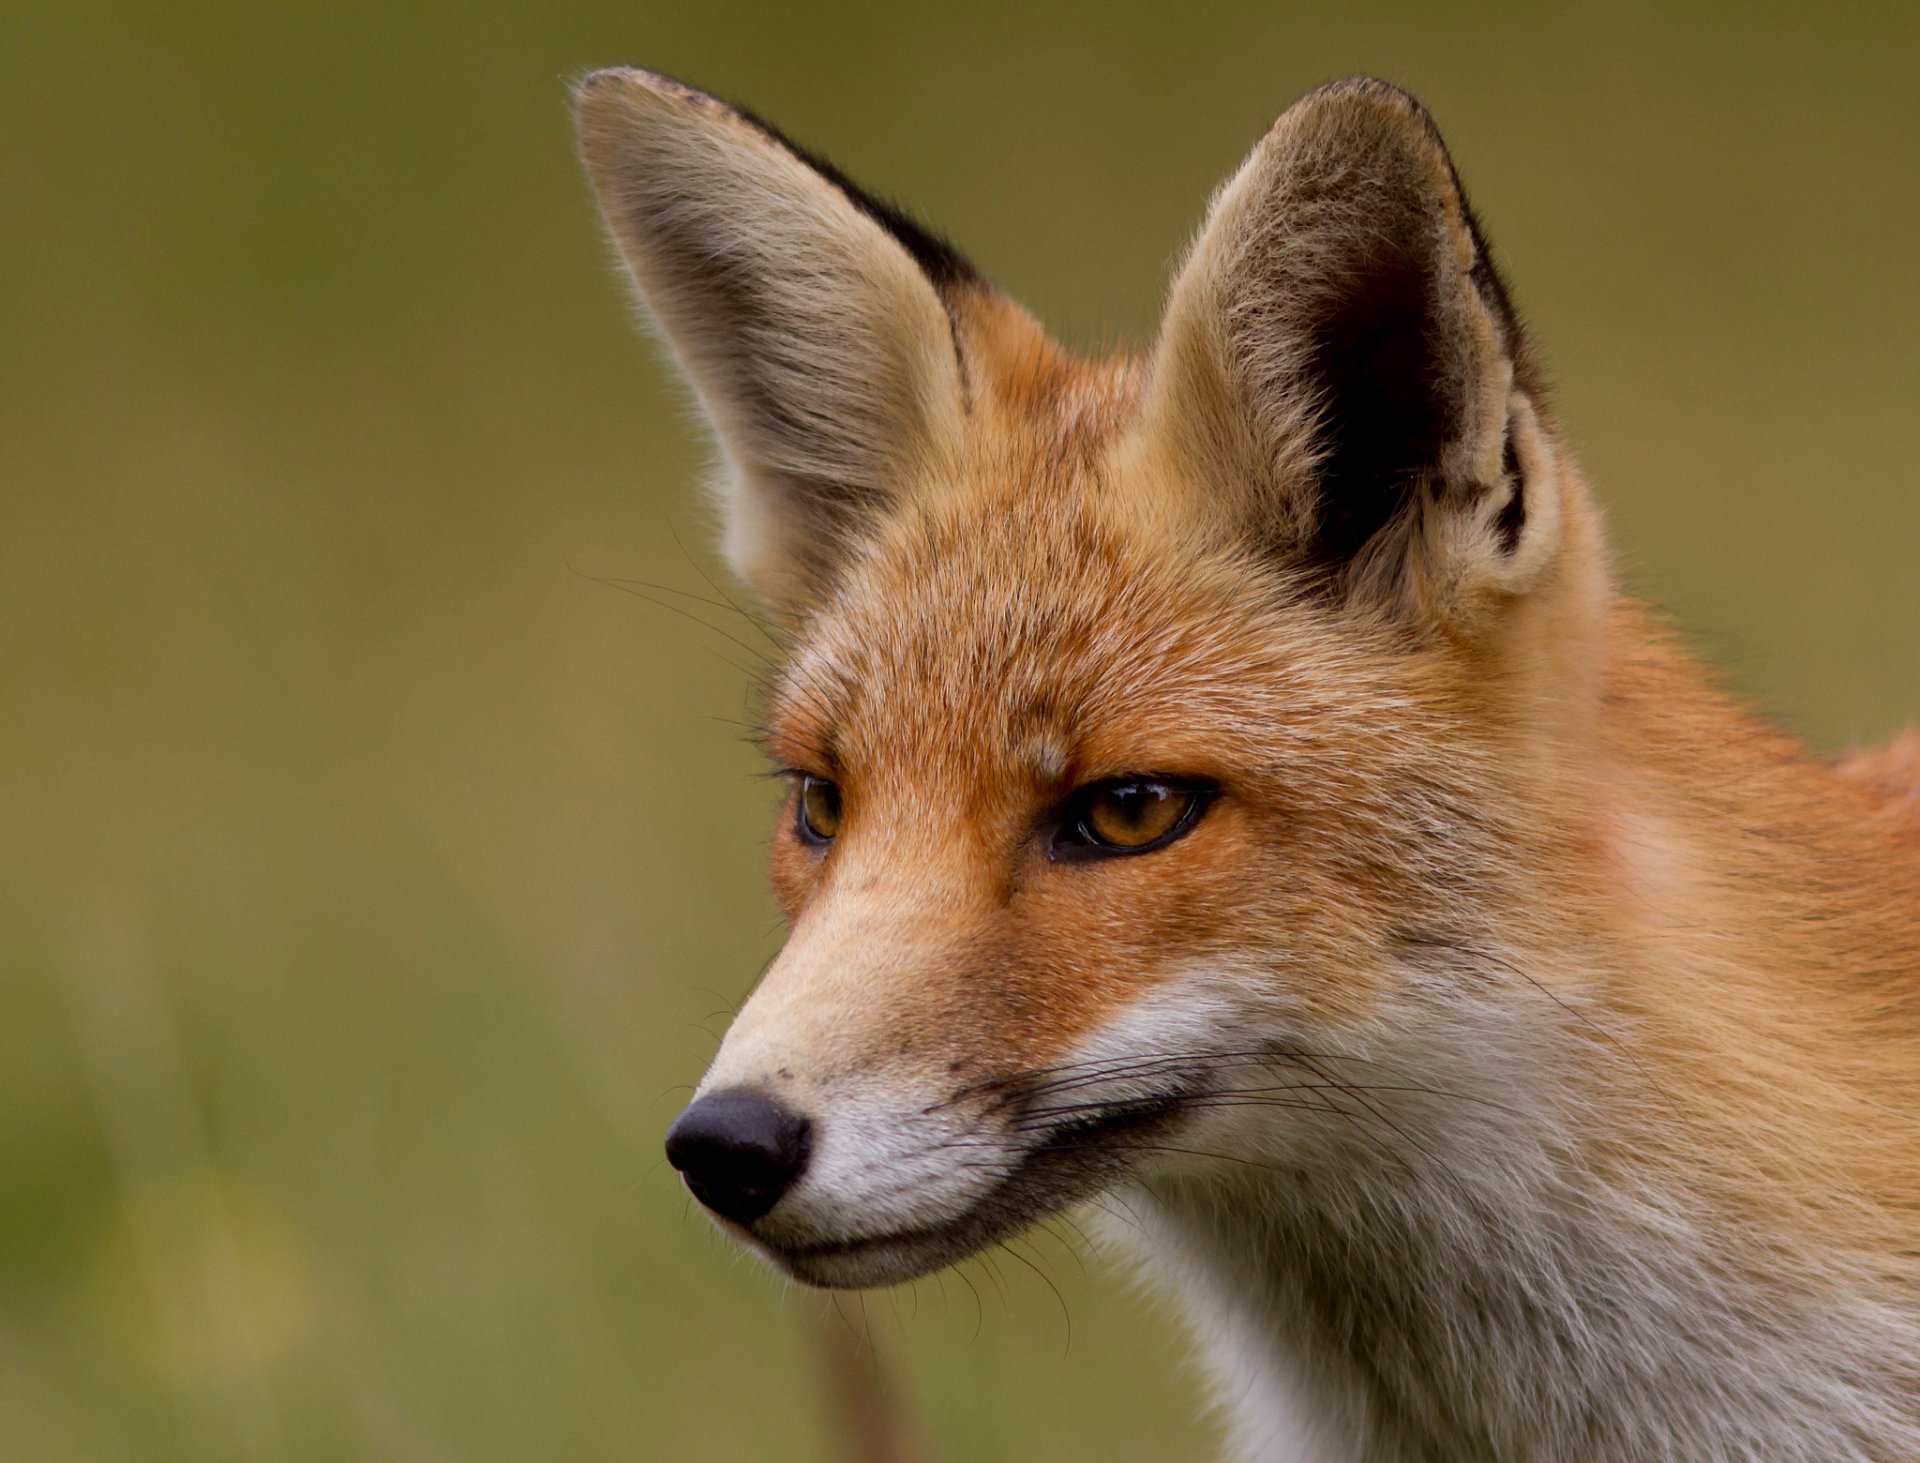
[664,1087,813,1226]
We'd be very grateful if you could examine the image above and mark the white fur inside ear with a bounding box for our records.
[710,461,814,610]
[1372,389,1565,625]
[1483,392,1562,596]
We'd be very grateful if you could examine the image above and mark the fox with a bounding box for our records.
[574,69,1920,1461]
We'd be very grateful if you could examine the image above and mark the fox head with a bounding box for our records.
[577,71,1610,1287]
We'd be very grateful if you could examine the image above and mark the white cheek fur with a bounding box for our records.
[760,1083,1021,1247]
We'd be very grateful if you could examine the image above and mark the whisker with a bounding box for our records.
[954,1264,985,1345]
[1273,1049,1439,1184]
[1011,1093,1344,1130]
[999,1238,1073,1355]
[664,514,788,651]
[571,561,779,667]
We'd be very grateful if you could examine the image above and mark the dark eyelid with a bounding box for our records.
[772,765,833,784]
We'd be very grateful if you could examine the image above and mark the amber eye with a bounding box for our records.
[796,775,842,845]
[1053,778,1213,860]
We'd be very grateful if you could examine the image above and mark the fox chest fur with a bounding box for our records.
[575,69,1920,1461]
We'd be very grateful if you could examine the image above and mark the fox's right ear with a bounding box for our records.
[574,69,971,612]
[1135,78,1563,631]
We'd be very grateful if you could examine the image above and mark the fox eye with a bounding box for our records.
[795,775,842,845]
[1052,778,1213,860]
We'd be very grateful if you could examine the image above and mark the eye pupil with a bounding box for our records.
[1079,779,1199,851]
[798,775,841,844]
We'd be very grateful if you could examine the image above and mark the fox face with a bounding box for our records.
[575,69,1603,1292]
[730,499,1477,1288]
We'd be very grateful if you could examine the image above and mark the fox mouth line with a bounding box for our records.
[763,1087,1192,1287]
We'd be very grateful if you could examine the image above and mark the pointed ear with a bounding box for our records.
[575,69,971,611]
[1138,77,1562,626]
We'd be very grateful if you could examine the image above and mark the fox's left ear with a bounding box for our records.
[1138,78,1563,626]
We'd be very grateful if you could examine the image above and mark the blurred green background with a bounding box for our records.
[4,2,1917,1458]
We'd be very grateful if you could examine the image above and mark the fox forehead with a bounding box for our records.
[770,474,1261,786]
[763,421,1460,811]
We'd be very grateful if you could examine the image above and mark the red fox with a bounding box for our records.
[575,70,1920,1460]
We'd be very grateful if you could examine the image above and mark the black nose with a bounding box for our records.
[665,1087,813,1226]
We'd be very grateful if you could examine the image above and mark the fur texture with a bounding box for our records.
[577,70,1920,1460]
